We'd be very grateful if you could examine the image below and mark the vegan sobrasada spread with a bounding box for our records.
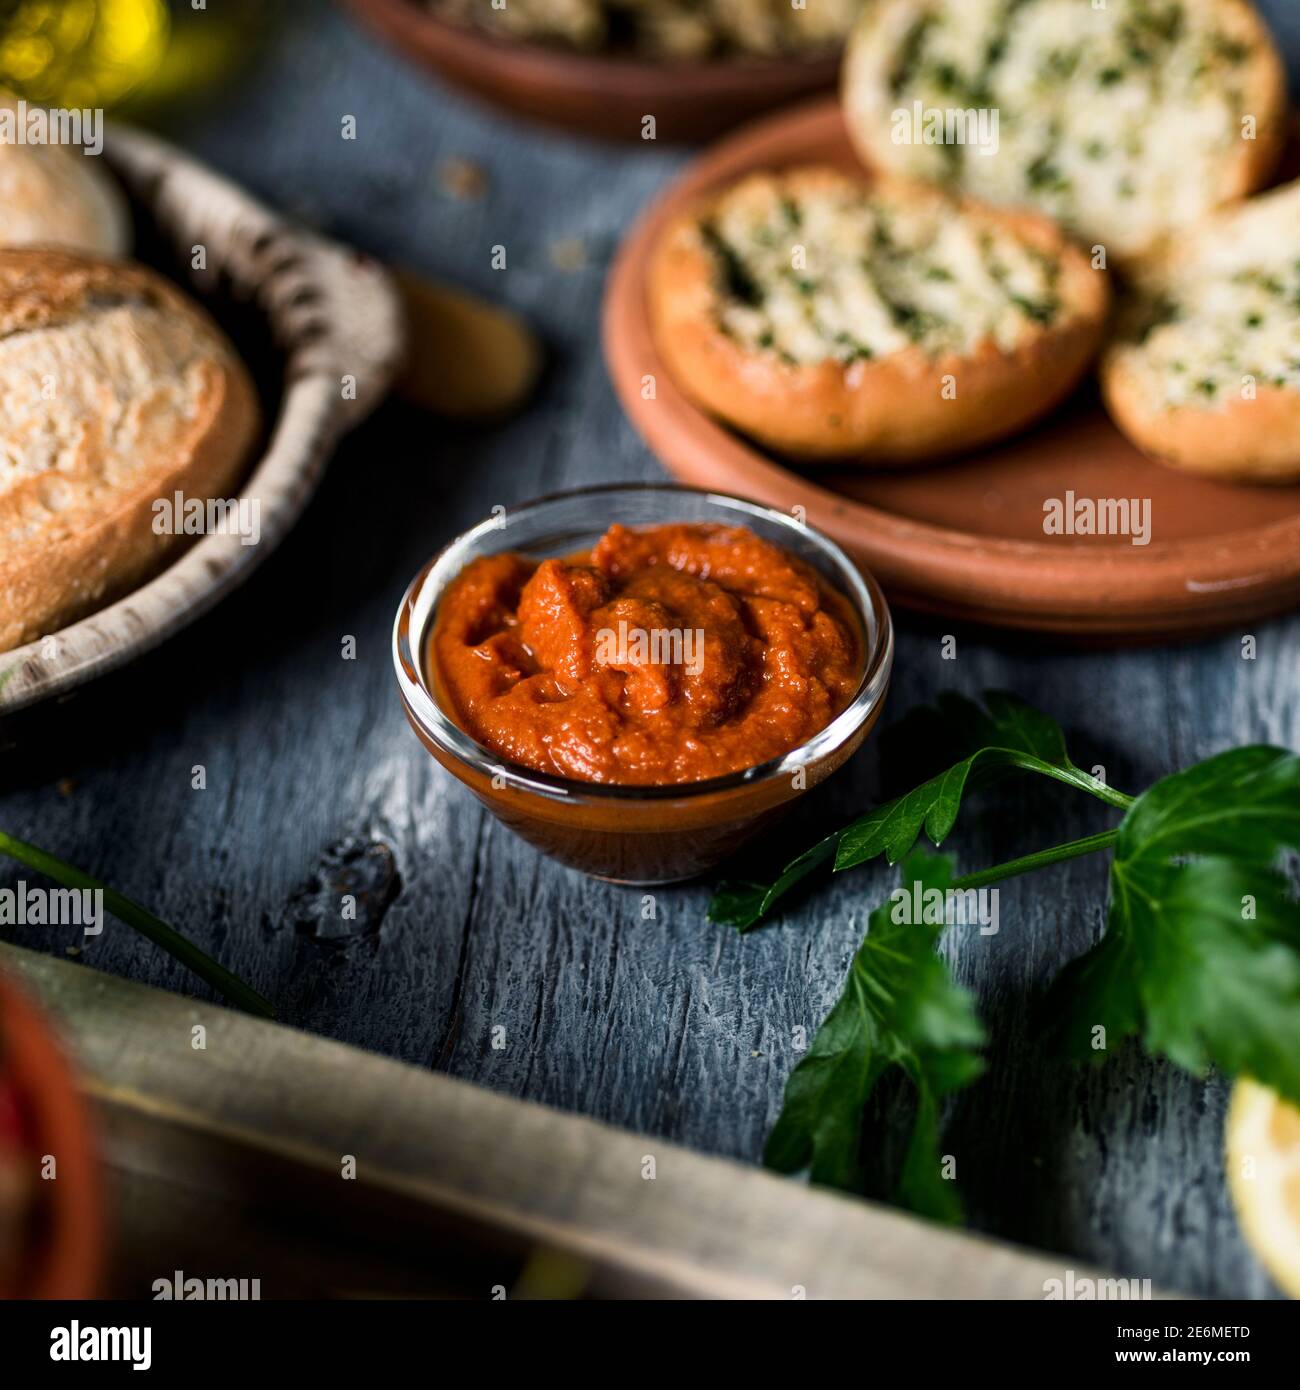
[431,522,862,785]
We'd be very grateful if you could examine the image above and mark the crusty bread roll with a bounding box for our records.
[1100,179,1300,482]
[0,250,260,653]
[648,165,1109,463]
[0,92,130,255]
[842,0,1287,265]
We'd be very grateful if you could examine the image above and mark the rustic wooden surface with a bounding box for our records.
[7,943,1117,1300]
[3,0,1299,1298]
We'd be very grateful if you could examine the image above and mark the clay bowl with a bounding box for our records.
[603,96,1300,639]
[0,972,105,1297]
[341,0,841,142]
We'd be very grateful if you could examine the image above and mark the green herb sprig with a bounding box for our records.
[710,692,1300,1222]
[2,667,271,1014]
[0,830,274,1019]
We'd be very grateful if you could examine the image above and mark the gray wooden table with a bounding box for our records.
[4,0,1299,1298]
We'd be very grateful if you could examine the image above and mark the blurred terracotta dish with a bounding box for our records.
[603,97,1300,638]
[432,0,857,58]
[0,973,104,1298]
[341,0,842,141]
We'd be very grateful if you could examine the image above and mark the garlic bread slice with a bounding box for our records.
[1101,180,1300,482]
[648,165,1108,462]
[842,0,1287,265]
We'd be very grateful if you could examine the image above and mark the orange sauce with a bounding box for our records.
[431,522,861,786]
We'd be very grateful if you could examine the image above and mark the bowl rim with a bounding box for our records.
[392,482,894,803]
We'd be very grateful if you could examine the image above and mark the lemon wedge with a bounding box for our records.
[1227,1078,1300,1297]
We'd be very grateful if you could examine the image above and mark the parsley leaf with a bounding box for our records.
[835,690,1112,868]
[1042,747,1300,1101]
[720,695,1300,1225]
[765,849,985,1220]
[707,835,838,934]
[709,692,1121,932]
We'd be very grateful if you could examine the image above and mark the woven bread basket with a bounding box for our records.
[0,122,405,714]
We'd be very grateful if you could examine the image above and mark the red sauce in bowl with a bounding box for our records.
[431,522,861,785]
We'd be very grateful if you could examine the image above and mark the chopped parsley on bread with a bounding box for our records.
[648,166,1108,462]
[842,0,1287,264]
[1101,180,1300,481]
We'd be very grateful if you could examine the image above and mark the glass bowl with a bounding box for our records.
[393,484,893,884]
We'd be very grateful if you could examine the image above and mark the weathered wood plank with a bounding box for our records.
[5,943,1119,1300]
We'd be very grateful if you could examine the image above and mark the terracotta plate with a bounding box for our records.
[603,97,1300,638]
[341,0,840,143]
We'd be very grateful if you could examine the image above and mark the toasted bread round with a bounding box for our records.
[647,165,1109,462]
[1100,179,1300,483]
[842,0,1287,265]
[0,250,260,653]
[0,92,129,255]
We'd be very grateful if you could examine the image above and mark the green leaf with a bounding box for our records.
[764,850,985,1221]
[1044,747,1300,1103]
[710,691,1122,931]
[836,691,1113,869]
[706,834,838,933]
[887,689,1074,773]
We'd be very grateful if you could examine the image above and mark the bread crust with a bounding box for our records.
[0,92,130,255]
[842,0,1288,266]
[1100,179,1300,483]
[1101,369,1300,482]
[1216,6,1290,209]
[0,250,260,653]
[648,166,1109,463]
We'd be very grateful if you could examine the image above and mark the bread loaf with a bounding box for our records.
[0,250,260,653]
[0,92,130,255]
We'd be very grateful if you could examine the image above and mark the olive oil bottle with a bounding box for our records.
[0,0,272,113]
[0,0,169,106]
